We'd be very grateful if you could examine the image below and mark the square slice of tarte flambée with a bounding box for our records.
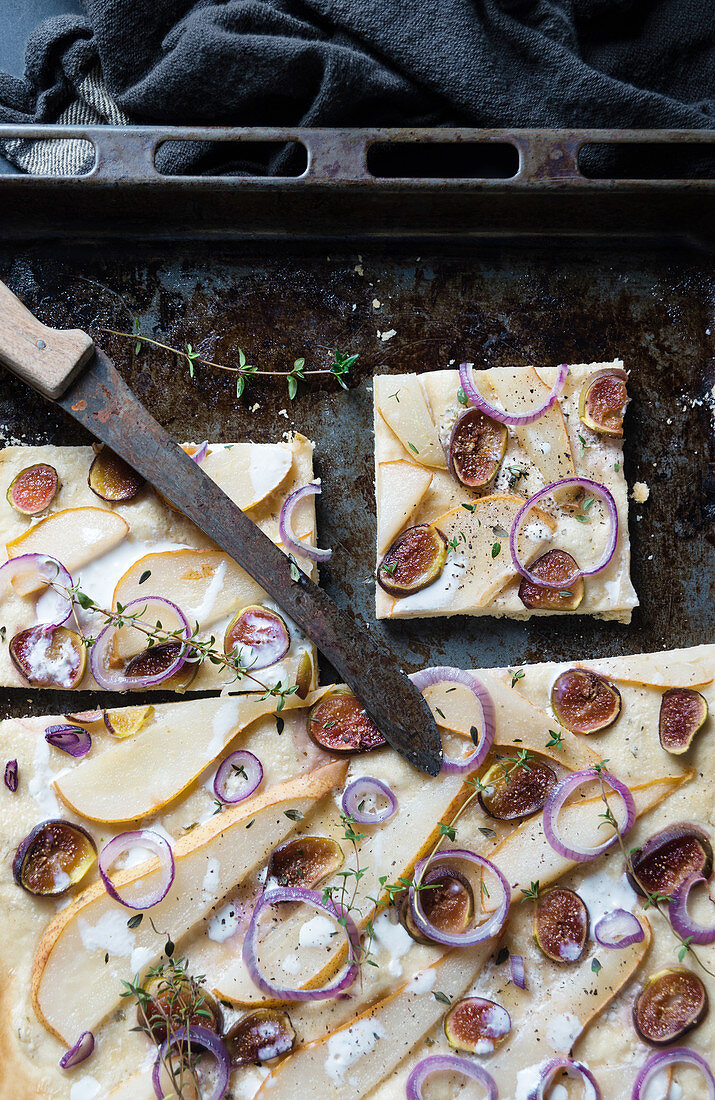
[0,436,319,694]
[2,645,712,1099]
[373,362,638,622]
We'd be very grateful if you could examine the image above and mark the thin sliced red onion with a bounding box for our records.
[410,667,496,774]
[99,830,175,910]
[594,908,644,948]
[527,1057,602,1100]
[632,1048,715,1100]
[406,1055,498,1100]
[341,776,397,824]
[45,724,92,758]
[543,768,636,862]
[243,886,359,1000]
[4,759,18,792]
[510,953,526,988]
[153,1025,230,1100]
[0,553,73,627]
[459,361,569,426]
[213,750,263,804]
[59,1030,94,1069]
[278,483,332,562]
[510,477,618,588]
[669,872,715,945]
[189,441,208,465]
[409,849,510,947]
[66,710,104,723]
[90,596,190,690]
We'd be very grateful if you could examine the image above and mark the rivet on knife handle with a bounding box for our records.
[0,280,95,400]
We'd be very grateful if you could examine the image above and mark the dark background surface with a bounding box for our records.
[2,1,82,78]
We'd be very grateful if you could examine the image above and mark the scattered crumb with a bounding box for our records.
[278,409,289,419]
[380,330,397,342]
[372,299,381,309]
[353,255,364,276]
[351,303,357,311]
[631,481,650,503]
[249,403,261,413]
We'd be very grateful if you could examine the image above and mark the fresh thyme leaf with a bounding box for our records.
[407,442,419,454]
[545,729,564,750]
[591,958,602,973]
[284,809,303,822]
[127,914,143,930]
[287,375,298,401]
[389,390,401,402]
[521,881,540,902]
[614,460,621,472]
[432,990,452,1006]
[289,555,301,583]
[496,946,510,965]
[509,668,525,688]
[438,821,456,841]
[457,387,468,406]
[479,827,497,838]
[75,589,94,610]
[139,570,151,585]
[491,541,501,558]
[461,501,478,513]
[276,716,285,736]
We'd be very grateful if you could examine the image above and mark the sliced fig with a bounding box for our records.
[659,688,708,755]
[449,408,507,489]
[579,371,629,436]
[88,447,144,502]
[533,887,589,963]
[308,689,386,753]
[9,625,86,688]
[137,974,223,1041]
[633,968,708,1045]
[6,463,59,515]
[627,823,713,899]
[294,649,314,699]
[124,642,197,692]
[478,758,557,821]
[551,668,621,734]
[377,525,447,597]
[224,605,290,670]
[518,549,585,611]
[401,868,474,945]
[13,819,96,896]
[104,704,154,738]
[267,836,344,889]
[444,997,511,1054]
[225,1009,295,1066]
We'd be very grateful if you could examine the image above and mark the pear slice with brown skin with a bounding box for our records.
[378,375,448,470]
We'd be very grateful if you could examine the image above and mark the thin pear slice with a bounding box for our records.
[198,443,292,511]
[256,945,490,1098]
[377,375,448,469]
[32,760,347,1044]
[54,690,325,823]
[106,1069,157,1100]
[581,648,714,689]
[376,460,433,556]
[6,507,129,594]
[487,367,575,486]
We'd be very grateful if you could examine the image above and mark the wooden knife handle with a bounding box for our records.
[0,279,95,400]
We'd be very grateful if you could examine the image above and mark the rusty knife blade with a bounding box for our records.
[56,349,442,775]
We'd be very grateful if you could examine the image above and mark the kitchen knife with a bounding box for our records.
[0,279,442,775]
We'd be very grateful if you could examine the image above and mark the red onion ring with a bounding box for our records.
[459,361,569,426]
[189,441,208,465]
[90,596,190,690]
[669,872,715,945]
[45,724,92,758]
[0,553,73,627]
[406,1055,498,1100]
[510,953,526,988]
[99,830,175,910]
[341,776,398,824]
[527,1057,602,1099]
[410,667,496,774]
[594,908,644,948]
[59,1030,94,1069]
[510,477,619,588]
[543,768,636,862]
[213,750,263,804]
[278,482,332,562]
[4,759,18,792]
[153,1025,230,1100]
[409,849,510,947]
[243,886,359,1000]
[632,1048,715,1100]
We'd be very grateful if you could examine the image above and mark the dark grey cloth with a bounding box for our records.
[0,0,713,176]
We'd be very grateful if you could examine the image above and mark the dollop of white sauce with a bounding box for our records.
[324,1018,386,1084]
[515,1061,547,1100]
[408,968,436,994]
[28,730,61,817]
[22,631,78,687]
[206,698,241,758]
[69,1077,101,1100]
[545,1011,581,1052]
[75,538,190,613]
[575,868,638,932]
[78,911,135,957]
[281,954,301,976]
[392,552,467,614]
[187,560,227,623]
[371,910,414,978]
[202,856,221,895]
[130,945,155,975]
[298,914,336,949]
[208,899,242,942]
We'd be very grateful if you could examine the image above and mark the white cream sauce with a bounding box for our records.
[324,1018,386,1085]
[371,910,414,978]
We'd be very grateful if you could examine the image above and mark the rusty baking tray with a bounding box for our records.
[0,125,713,721]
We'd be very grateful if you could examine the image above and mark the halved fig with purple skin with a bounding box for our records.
[518,550,585,611]
[267,836,344,889]
[124,642,197,692]
[224,605,290,670]
[579,371,629,437]
[627,823,713,898]
[551,668,621,734]
[444,997,511,1054]
[9,626,86,688]
[225,1009,296,1066]
[308,689,386,753]
[13,819,96,896]
[88,447,144,502]
[633,968,708,1045]
[659,688,708,755]
[533,887,589,963]
[401,868,474,945]
[449,408,507,489]
[6,464,59,515]
[137,975,223,1041]
[377,525,447,597]
[478,758,557,821]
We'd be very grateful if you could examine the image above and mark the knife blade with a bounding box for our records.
[0,280,442,775]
